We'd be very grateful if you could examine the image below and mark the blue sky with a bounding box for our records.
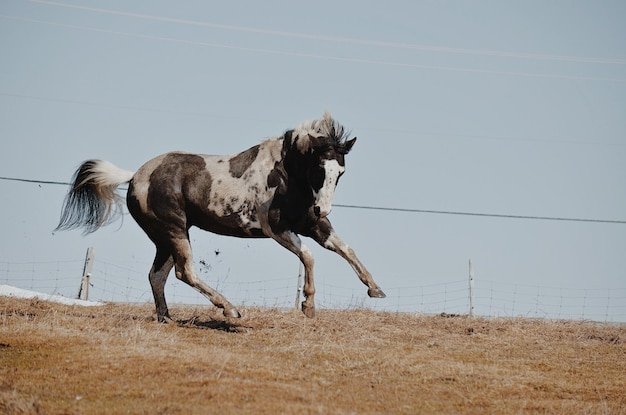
[1,1,625,320]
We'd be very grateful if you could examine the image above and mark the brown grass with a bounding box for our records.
[1,298,625,414]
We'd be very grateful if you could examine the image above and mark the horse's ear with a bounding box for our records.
[345,137,357,153]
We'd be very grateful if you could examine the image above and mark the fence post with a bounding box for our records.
[78,247,95,301]
[469,259,475,317]
[294,263,304,309]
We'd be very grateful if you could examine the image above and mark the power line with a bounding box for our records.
[0,176,70,186]
[23,0,626,65]
[2,15,626,84]
[334,204,626,225]
[1,176,624,225]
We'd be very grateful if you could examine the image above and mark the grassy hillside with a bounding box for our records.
[1,298,624,414]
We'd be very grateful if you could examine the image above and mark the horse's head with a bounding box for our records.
[304,135,356,218]
[283,112,356,219]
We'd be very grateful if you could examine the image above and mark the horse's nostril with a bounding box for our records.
[314,206,321,217]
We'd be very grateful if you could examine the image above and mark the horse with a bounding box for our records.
[55,112,386,321]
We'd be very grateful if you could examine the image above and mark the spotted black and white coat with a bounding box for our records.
[56,112,385,321]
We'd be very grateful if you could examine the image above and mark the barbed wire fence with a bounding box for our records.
[1,257,625,323]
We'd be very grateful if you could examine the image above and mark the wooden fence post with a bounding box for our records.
[78,247,95,301]
[469,259,475,317]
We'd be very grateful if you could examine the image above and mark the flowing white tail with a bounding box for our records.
[55,160,135,234]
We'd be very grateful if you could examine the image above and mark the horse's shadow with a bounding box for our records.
[176,317,252,333]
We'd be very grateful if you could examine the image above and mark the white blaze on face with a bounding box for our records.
[314,159,344,218]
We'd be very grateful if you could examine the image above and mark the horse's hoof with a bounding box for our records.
[301,302,316,318]
[223,307,242,318]
[368,287,386,298]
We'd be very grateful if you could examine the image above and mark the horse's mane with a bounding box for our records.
[291,112,352,153]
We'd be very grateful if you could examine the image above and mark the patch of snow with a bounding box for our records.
[0,285,104,307]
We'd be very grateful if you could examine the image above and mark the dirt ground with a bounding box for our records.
[1,298,625,414]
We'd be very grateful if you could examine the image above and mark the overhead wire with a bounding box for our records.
[1,176,624,225]
[1,15,625,83]
[22,0,626,65]
[333,204,626,225]
[0,176,69,186]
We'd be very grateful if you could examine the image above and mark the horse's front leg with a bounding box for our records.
[268,230,317,318]
[310,219,386,299]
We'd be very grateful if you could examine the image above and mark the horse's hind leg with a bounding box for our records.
[149,248,174,322]
[171,237,241,318]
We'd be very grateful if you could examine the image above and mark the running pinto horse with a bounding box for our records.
[56,112,385,321]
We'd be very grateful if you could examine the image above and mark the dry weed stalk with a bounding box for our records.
[1,298,624,414]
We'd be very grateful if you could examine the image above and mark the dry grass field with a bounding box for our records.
[1,297,625,415]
